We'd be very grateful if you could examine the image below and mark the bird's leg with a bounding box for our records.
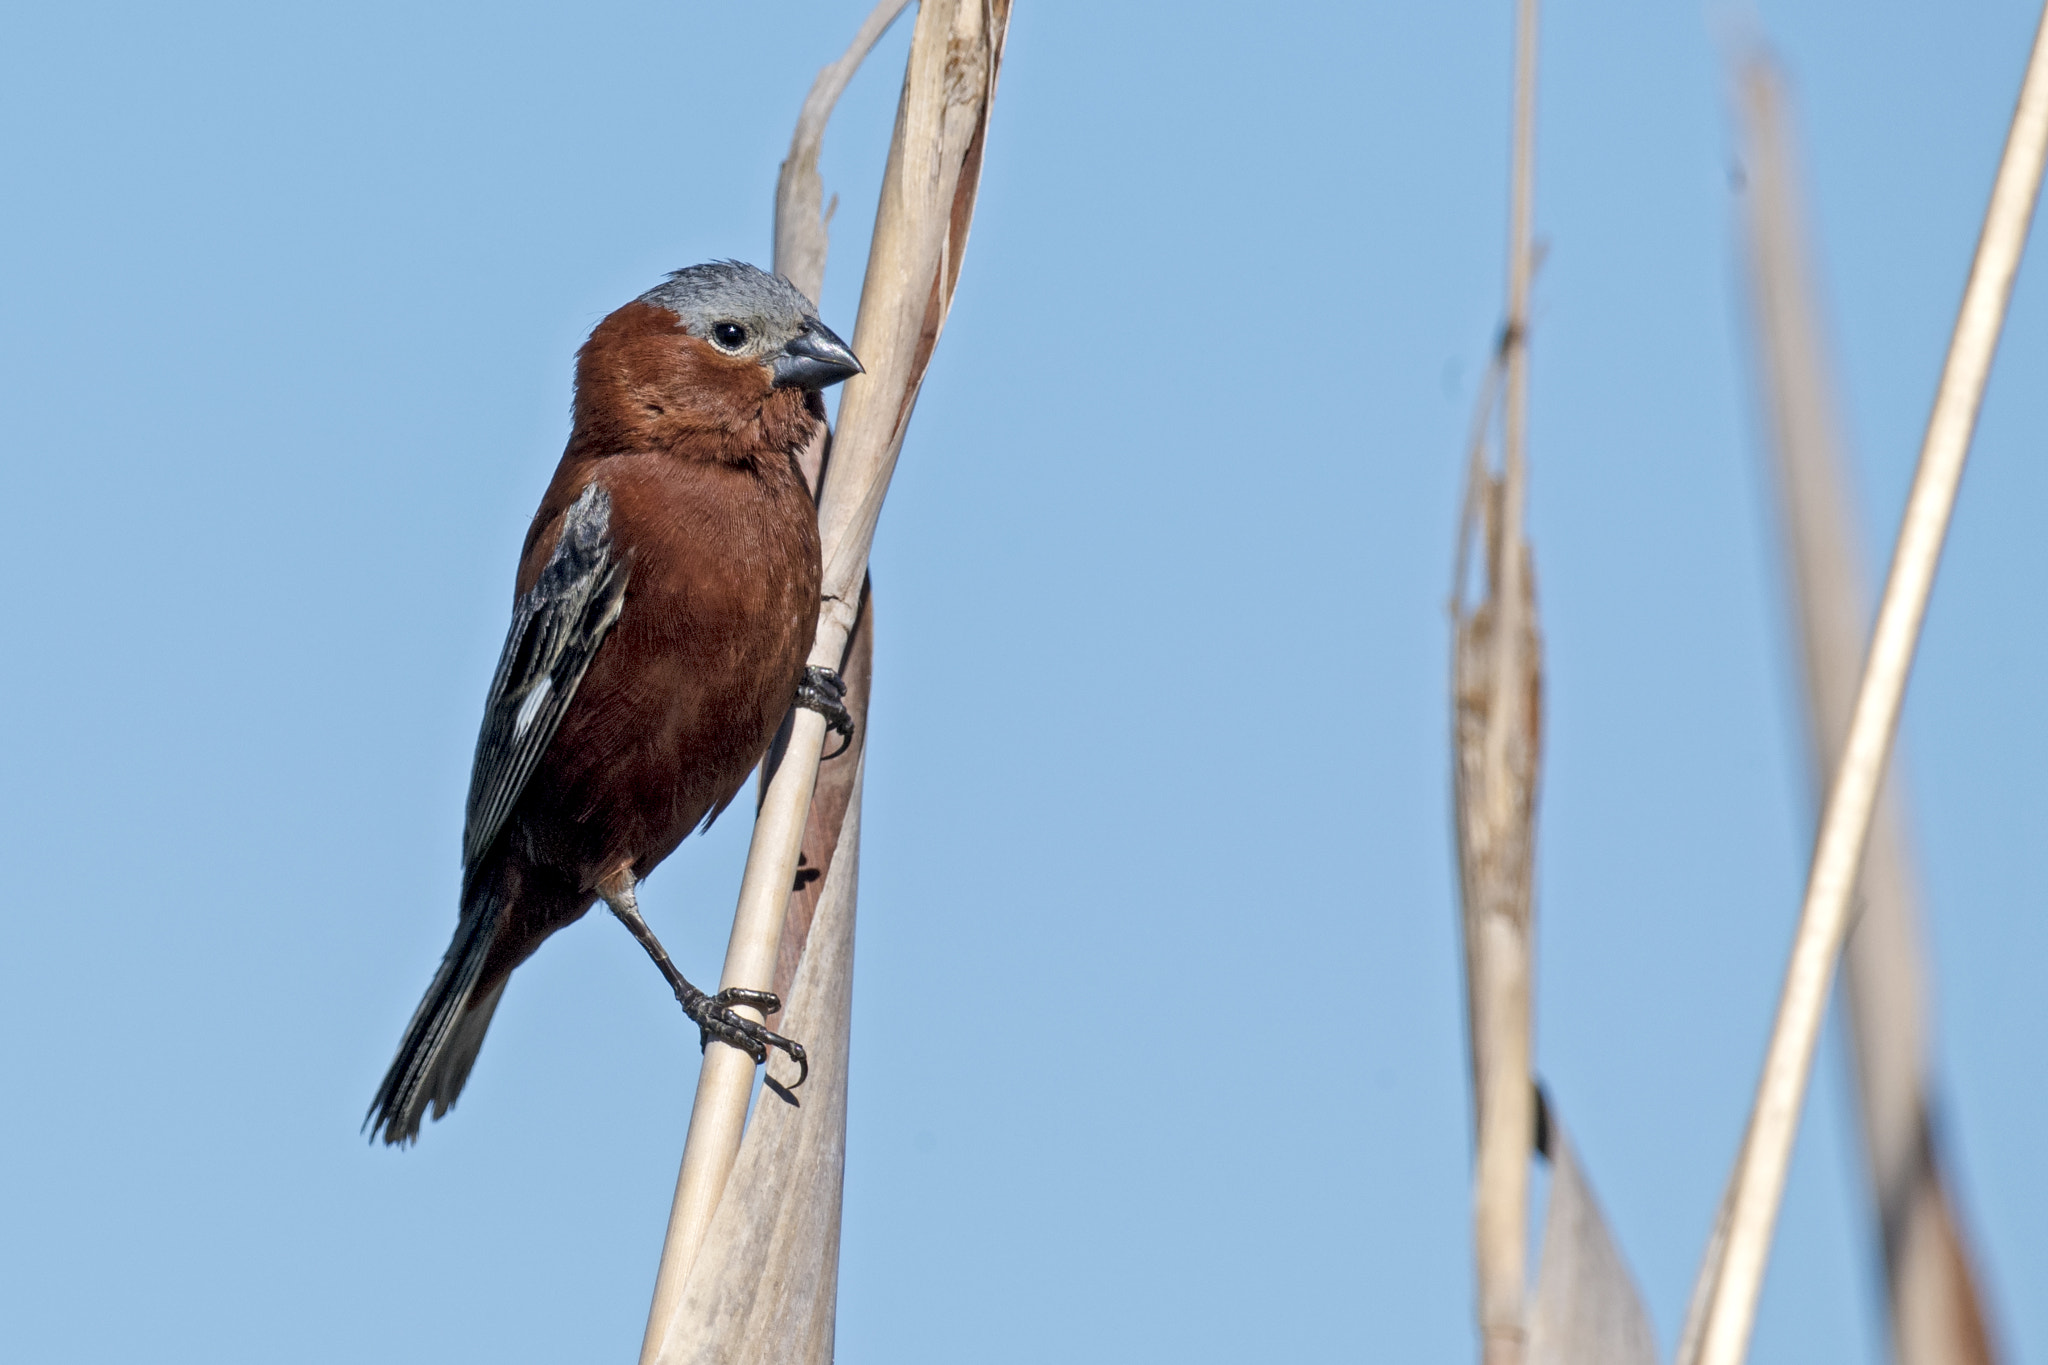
[795,665,857,760]
[598,871,808,1088]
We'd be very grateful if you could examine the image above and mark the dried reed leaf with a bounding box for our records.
[775,0,916,310]
[769,586,872,1010]
[1685,10,2048,1362]
[637,4,1010,1357]
[1449,3,1543,1360]
[779,0,914,501]
[1736,50,2000,1365]
[659,592,873,1365]
[1528,1110,1657,1365]
[660,758,868,1365]
[1451,522,1542,1365]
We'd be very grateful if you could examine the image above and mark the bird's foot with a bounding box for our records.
[795,665,856,760]
[683,985,809,1089]
[600,875,809,1089]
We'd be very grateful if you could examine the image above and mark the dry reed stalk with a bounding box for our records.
[636,2,1009,1358]
[655,617,874,1365]
[775,0,916,503]
[1450,5,1542,1362]
[1683,11,2048,1364]
[1452,436,1541,1365]
[774,0,915,309]
[1734,51,2000,1365]
[636,10,896,1353]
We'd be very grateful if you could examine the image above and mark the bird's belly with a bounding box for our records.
[509,577,809,887]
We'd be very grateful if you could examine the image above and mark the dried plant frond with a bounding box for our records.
[1527,1109,1657,1365]
[775,0,915,309]
[1730,47,2000,1365]
[1451,466,1542,1365]
[1684,12,2048,1364]
[1448,4,1544,1362]
[636,5,1011,1361]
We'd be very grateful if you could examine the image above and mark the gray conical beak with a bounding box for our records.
[772,319,864,390]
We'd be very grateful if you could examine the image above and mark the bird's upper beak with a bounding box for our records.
[771,319,864,390]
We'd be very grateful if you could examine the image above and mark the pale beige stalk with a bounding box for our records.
[1451,3,1542,1362]
[663,752,872,1365]
[775,0,916,307]
[1688,10,2048,1365]
[639,709,827,1365]
[1734,50,2000,1365]
[649,17,892,1348]
[777,0,916,502]
[636,3,1010,1359]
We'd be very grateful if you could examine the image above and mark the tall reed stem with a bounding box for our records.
[1685,11,2048,1363]
[1734,50,1999,1365]
[1454,5,1542,1362]
[636,5,1009,1360]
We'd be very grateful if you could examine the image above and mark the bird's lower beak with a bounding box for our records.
[772,320,864,390]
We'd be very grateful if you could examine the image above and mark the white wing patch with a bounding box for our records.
[513,676,553,737]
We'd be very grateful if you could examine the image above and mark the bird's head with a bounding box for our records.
[638,261,862,392]
[573,260,863,463]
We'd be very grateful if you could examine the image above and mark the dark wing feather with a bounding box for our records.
[461,481,628,874]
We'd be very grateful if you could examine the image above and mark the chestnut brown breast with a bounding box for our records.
[506,448,822,887]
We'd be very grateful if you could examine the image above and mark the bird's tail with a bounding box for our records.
[366,900,506,1146]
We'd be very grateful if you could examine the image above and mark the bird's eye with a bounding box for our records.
[711,322,748,350]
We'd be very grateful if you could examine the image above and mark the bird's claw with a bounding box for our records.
[794,665,856,760]
[686,986,809,1089]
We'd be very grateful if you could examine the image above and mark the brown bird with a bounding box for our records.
[368,261,861,1146]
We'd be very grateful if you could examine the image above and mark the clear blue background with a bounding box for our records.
[0,2,2041,1360]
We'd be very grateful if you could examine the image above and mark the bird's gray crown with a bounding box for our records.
[637,261,818,362]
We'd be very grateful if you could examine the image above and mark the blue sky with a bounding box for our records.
[0,2,2042,1361]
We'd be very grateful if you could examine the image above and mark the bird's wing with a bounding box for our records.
[461,481,629,874]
